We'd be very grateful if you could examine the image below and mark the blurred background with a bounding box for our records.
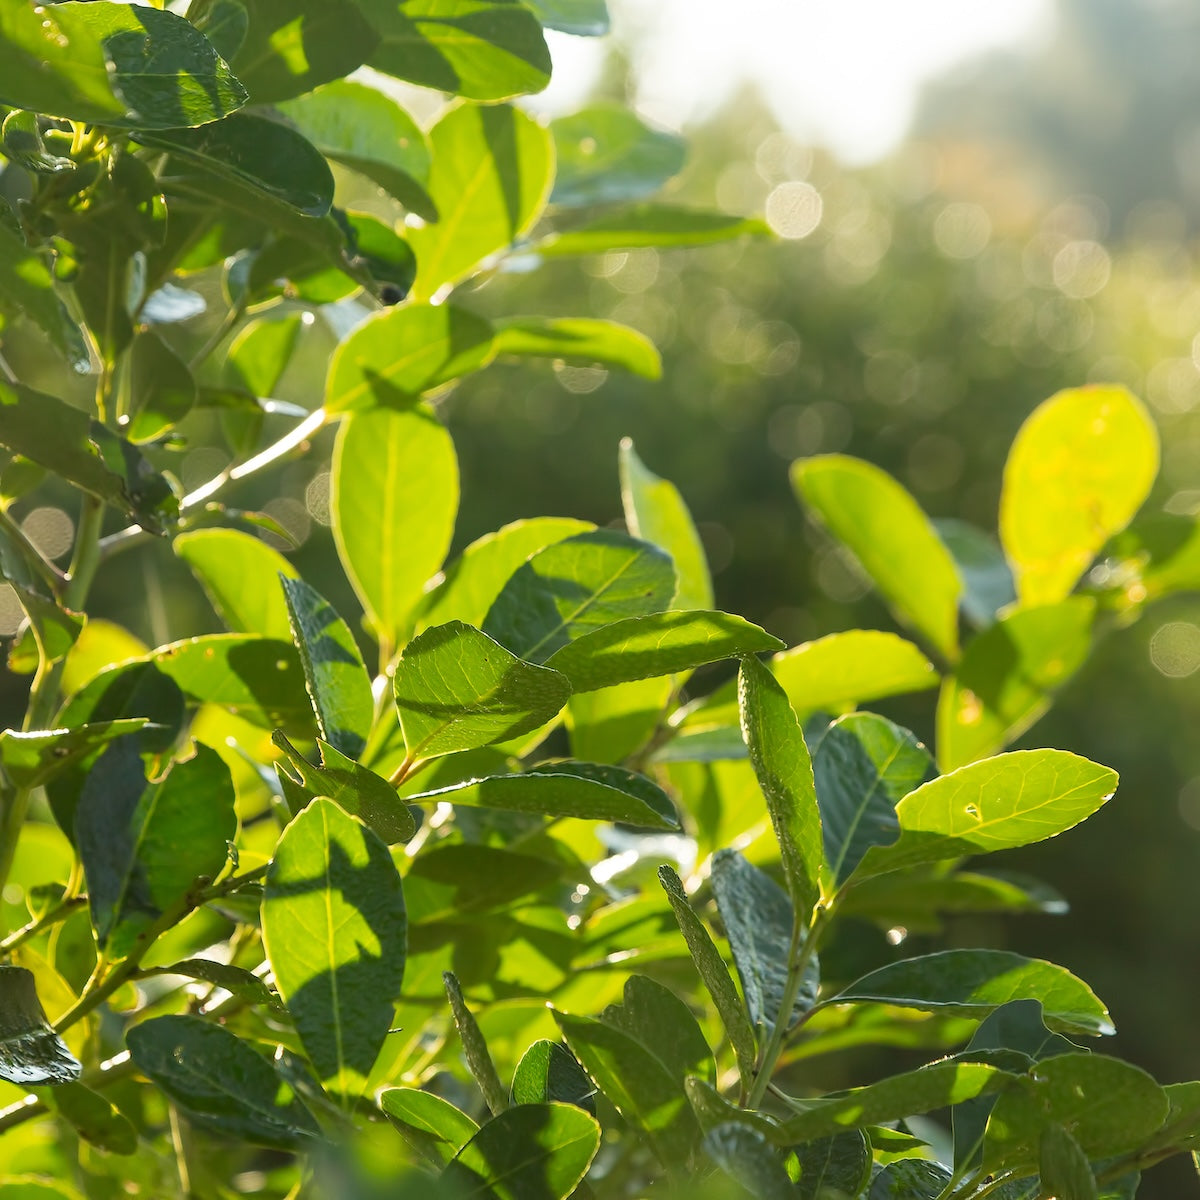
[6,0,1200,1186]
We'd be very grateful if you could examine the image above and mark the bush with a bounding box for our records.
[0,5,1198,1199]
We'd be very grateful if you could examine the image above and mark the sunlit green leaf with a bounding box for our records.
[443,970,507,1114]
[537,205,769,256]
[511,1041,595,1112]
[567,676,671,764]
[380,1086,479,1166]
[126,329,196,444]
[0,223,87,369]
[602,974,714,1089]
[405,843,560,924]
[936,518,1017,628]
[494,317,661,378]
[224,314,302,400]
[0,720,148,791]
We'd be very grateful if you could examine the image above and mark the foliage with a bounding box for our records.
[0,4,1197,1199]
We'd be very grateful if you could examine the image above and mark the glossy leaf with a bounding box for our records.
[444,971,507,1115]
[126,1015,319,1149]
[526,0,609,35]
[363,0,552,101]
[380,1086,479,1166]
[332,404,458,646]
[126,330,196,443]
[511,1041,595,1112]
[545,610,781,692]
[0,720,149,790]
[281,576,374,760]
[551,104,685,207]
[937,598,1097,770]
[710,849,817,1033]
[76,737,236,959]
[792,454,962,662]
[393,621,570,760]
[0,966,80,1085]
[828,950,1113,1037]
[50,1083,137,1155]
[854,749,1118,881]
[814,713,935,887]
[658,865,757,1086]
[174,529,298,639]
[482,530,675,664]
[443,1102,601,1199]
[325,304,494,414]
[0,222,87,369]
[262,797,407,1101]
[794,1130,872,1200]
[739,655,823,918]
[537,205,769,256]
[494,317,661,378]
[704,1124,795,1200]
[408,103,554,299]
[408,765,678,830]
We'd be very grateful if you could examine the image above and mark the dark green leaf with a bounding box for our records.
[189,0,248,62]
[710,849,817,1033]
[231,0,377,102]
[511,1041,595,1113]
[281,575,374,761]
[442,1102,601,1200]
[828,950,1113,1037]
[0,380,178,534]
[1102,512,1200,606]
[263,798,407,1101]
[0,720,148,790]
[332,404,458,646]
[444,971,507,1115]
[551,104,684,207]
[704,1124,795,1200]
[738,655,823,919]
[0,965,80,1085]
[144,958,282,1013]
[126,329,196,443]
[273,733,417,845]
[4,585,84,668]
[380,1086,479,1166]
[601,974,714,1087]
[937,599,1096,771]
[49,1083,137,1154]
[537,206,769,256]
[1,108,73,174]
[394,621,570,760]
[363,0,551,101]
[869,1159,953,1200]
[325,304,494,414]
[936,518,1017,628]
[814,713,935,887]
[494,317,661,378]
[1039,1125,1097,1200]
[658,866,757,1087]
[408,766,678,830]
[482,530,675,664]
[279,80,434,219]
[795,1130,872,1200]
[792,454,962,663]
[525,0,609,35]
[345,211,418,300]
[407,103,554,299]
[684,1077,779,1138]
[76,737,236,959]
[126,1014,319,1149]
[0,222,87,369]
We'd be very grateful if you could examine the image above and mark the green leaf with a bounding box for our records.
[393,621,570,760]
[405,844,560,923]
[814,713,935,887]
[174,529,298,639]
[525,0,609,36]
[792,454,962,662]
[143,958,283,1013]
[224,315,302,399]
[126,1015,319,1149]
[511,1041,595,1112]
[0,380,178,535]
[772,1060,1012,1144]
[601,974,714,1088]
[443,970,507,1115]
[325,304,494,414]
[537,206,769,256]
[494,317,661,379]
[738,655,823,919]
[280,576,374,761]
[416,517,594,631]
[126,329,196,444]
[262,797,407,1101]
[49,1083,137,1155]
[137,114,334,218]
[685,1077,779,1138]
[1001,386,1159,607]
[567,676,671,764]
[380,1086,479,1166]
[0,2,246,128]
[710,849,817,1033]
[408,765,679,830]
[407,103,554,299]
[704,1124,795,1200]
[230,0,378,103]
[936,598,1097,770]
[1038,1125,1097,1200]
[0,720,149,790]
[828,950,1113,1037]
[363,0,552,101]
[619,438,711,610]
[868,1159,954,1199]
[482,530,675,664]
[273,733,417,845]
[545,611,781,692]
[76,737,236,959]
[658,865,758,1087]
[554,1009,698,1166]
[442,1102,601,1199]
[936,518,1017,628]
[149,635,313,731]
[278,80,434,219]
[345,210,419,301]
[853,749,1118,882]
[551,104,685,208]
[0,965,80,1085]
[794,1130,872,1200]
[332,404,458,647]
[1102,512,1200,606]
[983,1054,1168,1173]
[3,586,83,671]
[189,0,248,62]
[0,222,87,370]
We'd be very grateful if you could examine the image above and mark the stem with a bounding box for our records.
[0,895,87,954]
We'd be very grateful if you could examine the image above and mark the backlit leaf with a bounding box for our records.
[380,1086,479,1166]
[126,330,196,444]
[511,1041,595,1112]
[494,317,660,379]
[443,970,507,1115]
[537,206,769,256]
[0,720,149,791]
[525,0,609,36]
[0,222,87,369]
